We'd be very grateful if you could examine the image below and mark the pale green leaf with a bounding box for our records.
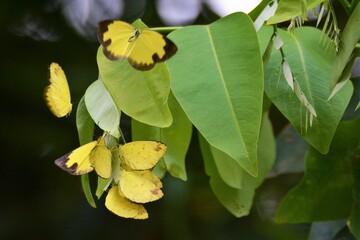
[97,48,172,128]
[168,12,264,176]
[84,79,120,138]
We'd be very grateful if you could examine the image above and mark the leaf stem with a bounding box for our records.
[149,26,183,33]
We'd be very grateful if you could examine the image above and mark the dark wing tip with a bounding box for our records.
[128,58,156,71]
[54,153,78,175]
[97,20,115,45]
[163,36,178,60]
[149,36,177,68]
[97,20,123,61]
[128,36,177,71]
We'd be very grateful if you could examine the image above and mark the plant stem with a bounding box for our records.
[149,26,183,33]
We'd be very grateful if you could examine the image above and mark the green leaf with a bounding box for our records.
[275,118,360,223]
[152,159,167,179]
[262,37,274,66]
[329,3,360,93]
[209,147,245,189]
[132,92,192,181]
[201,112,275,217]
[97,47,172,128]
[95,177,111,199]
[259,26,353,154]
[349,145,360,238]
[168,12,264,176]
[97,13,173,130]
[76,97,96,208]
[267,0,325,24]
[329,49,360,100]
[248,0,272,21]
[81,174,96,208]
[84,79,121,138]
[76,96,95,145]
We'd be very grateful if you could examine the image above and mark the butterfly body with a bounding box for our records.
[97,20,177,70]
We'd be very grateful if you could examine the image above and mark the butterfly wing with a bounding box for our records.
[44,62,72,117]
[89,137,112,179]
[128,30,177,70]
[105,186,148,219]
[120,170,163,203]
[97,20,135,60]
[55,140,97,175]
[119,141,167,170]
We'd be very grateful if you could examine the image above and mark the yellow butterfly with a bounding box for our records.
[44,62,72,117]
[120,170,163,203]
[117,141,167,203]
[55,136,112,178]
[97,20,177,71]
[105,186,148,219]
[119,141,167,170]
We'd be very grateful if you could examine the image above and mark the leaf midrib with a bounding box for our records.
[205,26,249,160]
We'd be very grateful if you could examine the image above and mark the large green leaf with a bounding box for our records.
[84,79,121,137]
[97,47,172,128]
[132,92,192,181]
[259,26,353,154]
[275,118,360,223]
[329,3,360,95]
[201,112,275,217]
[168,12,264,176]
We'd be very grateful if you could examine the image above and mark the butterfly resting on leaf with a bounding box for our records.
[54,137,167,219]
[97,20,177,71]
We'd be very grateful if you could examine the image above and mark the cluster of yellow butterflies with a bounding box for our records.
[55,135,167,219]
[44,19,177,219]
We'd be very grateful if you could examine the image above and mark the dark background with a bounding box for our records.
[1,0,351,239]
